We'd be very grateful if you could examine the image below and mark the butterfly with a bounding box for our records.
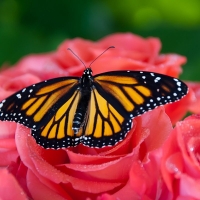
[0,51,188,149]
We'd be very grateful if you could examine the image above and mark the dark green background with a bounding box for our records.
[1,0,200,81]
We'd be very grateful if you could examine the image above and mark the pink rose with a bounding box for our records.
[186,82,200,114]
[161,115,200,199]
[0,33,196,199]
[100,149,173,200]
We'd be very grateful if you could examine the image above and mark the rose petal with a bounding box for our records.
[99,181,140,200]
[0,168,27,200]
[0,149,18,166]
[27,170,71,200]
[165,89,194,124]
[186,82,200,113]
[179,174,200,199]
[99,33,161,61]
[187,137,200,166]
[139,107,172,160]
[58,150,139,182]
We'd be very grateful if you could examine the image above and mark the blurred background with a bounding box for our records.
[0,0,200,81]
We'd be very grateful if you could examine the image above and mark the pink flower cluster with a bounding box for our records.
[0,33,200,200]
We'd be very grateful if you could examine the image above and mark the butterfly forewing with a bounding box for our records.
[0,77,79,130]
[94,71,188,119]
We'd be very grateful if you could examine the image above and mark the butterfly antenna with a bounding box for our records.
[88,46,115,68]
[67,48,87,69]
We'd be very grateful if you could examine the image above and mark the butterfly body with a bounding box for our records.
[72,69,93,134]
[0,68,188,149]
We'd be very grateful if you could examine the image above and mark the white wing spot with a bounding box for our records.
[150,73,155,76]
[16,94,22,99]
[154,77,161,83]
[177,87,182,91]
[177,82,181,87]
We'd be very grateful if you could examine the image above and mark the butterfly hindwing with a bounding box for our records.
[31,89,83,149]
[82,88,132,148]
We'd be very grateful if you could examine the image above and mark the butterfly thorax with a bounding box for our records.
[72,68,93,134]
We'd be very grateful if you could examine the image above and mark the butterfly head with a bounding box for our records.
[80,68,93,90]
[83,68,93,77]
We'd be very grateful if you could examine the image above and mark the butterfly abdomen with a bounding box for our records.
[72,108,85,133]
[72,91,91,134]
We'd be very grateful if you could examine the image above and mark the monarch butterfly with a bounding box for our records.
[0,48,188,149]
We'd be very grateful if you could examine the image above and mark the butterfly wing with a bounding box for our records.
[0,77,84,149]
[81,71,188,148]
[0,70,188,149]
[31,88,83,149]
[82,87,133,148]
